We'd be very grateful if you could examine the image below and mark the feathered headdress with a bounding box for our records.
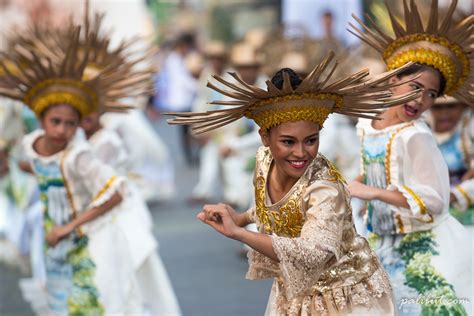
[0,25,98,117]
[78,5,156,112]
[166,51,420,133]
[348,0,473,104]
[0,1,155,116]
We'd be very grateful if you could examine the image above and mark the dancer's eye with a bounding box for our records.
[281,139,294,146]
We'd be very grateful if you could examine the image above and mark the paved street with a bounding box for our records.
[0,115,272,316]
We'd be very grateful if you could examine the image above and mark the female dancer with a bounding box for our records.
[0,24,152,315]
[429,96,473,234]
[167,51,421,315]
[79,12,181,315]
[348,0,473,314]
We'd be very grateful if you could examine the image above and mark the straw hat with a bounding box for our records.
[185,52,205,77]
[203,40,227,58]
[278,52,309,76]
[244,28,267,50]
[166,52,420,133]
[434,95,464,105]
[230,43,262,67]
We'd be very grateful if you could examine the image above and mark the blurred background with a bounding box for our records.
[0,0,472,315]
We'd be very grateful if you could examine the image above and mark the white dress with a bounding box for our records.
[0,98,40,270]
[23,130,143,316]
[102,109,175,203]
[88,128,181,316]
[357,118,473,316]
[432,110,474,235]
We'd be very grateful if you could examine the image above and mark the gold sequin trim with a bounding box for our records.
[252,105,332,131]
[395,213,405,234]
[247,92,343,130]
[255,175,304,237]
[456,185,473,207]
[384,34,469,94]
[24,78,98,116]
[92,176,118,203]
[387,48,458,94]
[310,255,380,294]
[385,123,414,185]
[403,185,434,223]
[322,156,347,184]
[32,91,91,117]
[60,151,83,236]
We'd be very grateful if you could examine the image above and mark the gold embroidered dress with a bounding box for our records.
[166,51,424,316]
[245,147,394,315]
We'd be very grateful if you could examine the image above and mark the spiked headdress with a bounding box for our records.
[0,25,98,117]
[78,7,156,111]
[0,1,155,116]
[166,52,420,133]
[349,0,473,104]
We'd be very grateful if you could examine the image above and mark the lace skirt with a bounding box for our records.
[263,266,395,316]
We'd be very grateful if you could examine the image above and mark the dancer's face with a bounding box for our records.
[41,104,80,151]
[387,69,441,123]
[259,120,320,181]
[430,102,467,133]
[80,111,101,138]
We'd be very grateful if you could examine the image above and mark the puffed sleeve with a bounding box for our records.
[270,180,348,299]
[71,148,126,208]
[389,132,449,221]
[93,134,130,174]
[452,179,474,211]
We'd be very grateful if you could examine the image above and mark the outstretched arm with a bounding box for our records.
[348,181,410,208]
[352,174,364,183]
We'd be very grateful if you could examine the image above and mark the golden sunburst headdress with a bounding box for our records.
[348,0,473,104]
[43,0,156,112]
[166,52,420,133]
[0,25,98,117]
[0,5,155,116]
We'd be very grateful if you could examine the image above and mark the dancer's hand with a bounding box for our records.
[348,181,376,200]
[450,192,457,204]
[198,204,242,239]
[461,168,474,181]
[46,224,74,247]
[219,145,233,158]
[220,203,250,227]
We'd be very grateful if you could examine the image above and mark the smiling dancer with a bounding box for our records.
[348,0,473,314]
[167,51,422,315]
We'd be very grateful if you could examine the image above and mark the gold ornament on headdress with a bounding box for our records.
[166,51,420,133]
[348,0,473,104]
[0,26,98,117]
